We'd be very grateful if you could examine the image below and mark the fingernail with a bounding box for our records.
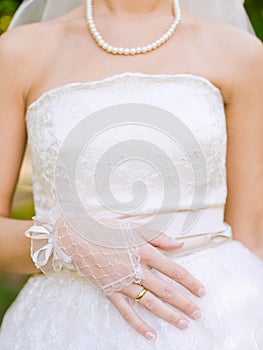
[191,310,202,320]
[197,287,206,297]
[145,331,156,341]
[173,239,184,244]
[178,319,189,330]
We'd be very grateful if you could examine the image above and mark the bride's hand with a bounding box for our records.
[28,215,205,341]
[57,220,206,340]
[107,232,206,341]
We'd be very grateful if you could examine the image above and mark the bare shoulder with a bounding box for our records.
[219,24,262,100]
[0,18,75,102]
[209,22,262,66]
[198,21,262,99]
[0,20,65,70]
[0,2,86,97]
[187,17,262,67]
[0,2,85,59]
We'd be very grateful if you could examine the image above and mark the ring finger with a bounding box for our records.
[123,284,190,330]
[141,270,202,320]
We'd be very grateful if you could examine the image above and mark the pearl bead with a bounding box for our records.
[147,44,153,51]
[86,0,181,55]
[117,47,124,54]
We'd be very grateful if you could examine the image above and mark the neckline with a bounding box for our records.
[26,71,222,112]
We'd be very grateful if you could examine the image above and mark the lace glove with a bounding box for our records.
[25,208,145,295]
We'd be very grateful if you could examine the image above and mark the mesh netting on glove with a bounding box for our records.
[25,209,145,295]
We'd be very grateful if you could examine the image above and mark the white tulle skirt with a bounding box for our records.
[1,239,263,350]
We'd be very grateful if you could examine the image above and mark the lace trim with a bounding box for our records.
[26,71,222,112]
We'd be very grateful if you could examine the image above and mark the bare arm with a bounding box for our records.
[223,31,263,259]
[0,29,37,274]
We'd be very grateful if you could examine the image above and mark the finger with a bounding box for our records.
[123,284,190,330]
[130,223,184,249]
[147,232,184,249]
[108,292,157,341]
[142,245,206,298]
[142,270,202,320]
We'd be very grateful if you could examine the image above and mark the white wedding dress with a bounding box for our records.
[1,72,263,349]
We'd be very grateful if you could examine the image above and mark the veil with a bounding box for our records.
[8,0,255,34]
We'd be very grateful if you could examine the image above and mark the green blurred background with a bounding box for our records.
[0,0,262,326]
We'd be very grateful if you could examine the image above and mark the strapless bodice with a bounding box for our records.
[25,71,228,238]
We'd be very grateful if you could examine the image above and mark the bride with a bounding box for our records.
[0,0,263,349]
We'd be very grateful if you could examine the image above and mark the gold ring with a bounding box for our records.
[135,287,148,301]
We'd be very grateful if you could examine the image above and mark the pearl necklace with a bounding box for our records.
[85,0,181,55]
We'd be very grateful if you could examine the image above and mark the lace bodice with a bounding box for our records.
[25,72,227,237]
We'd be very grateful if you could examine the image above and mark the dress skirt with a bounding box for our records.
[0,239,263,350]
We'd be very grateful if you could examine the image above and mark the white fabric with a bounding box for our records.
[1,72,263,348]
[8,0,255,34]
[181,0,255,33]
[24,223,73,269]
[24,72,229,218]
